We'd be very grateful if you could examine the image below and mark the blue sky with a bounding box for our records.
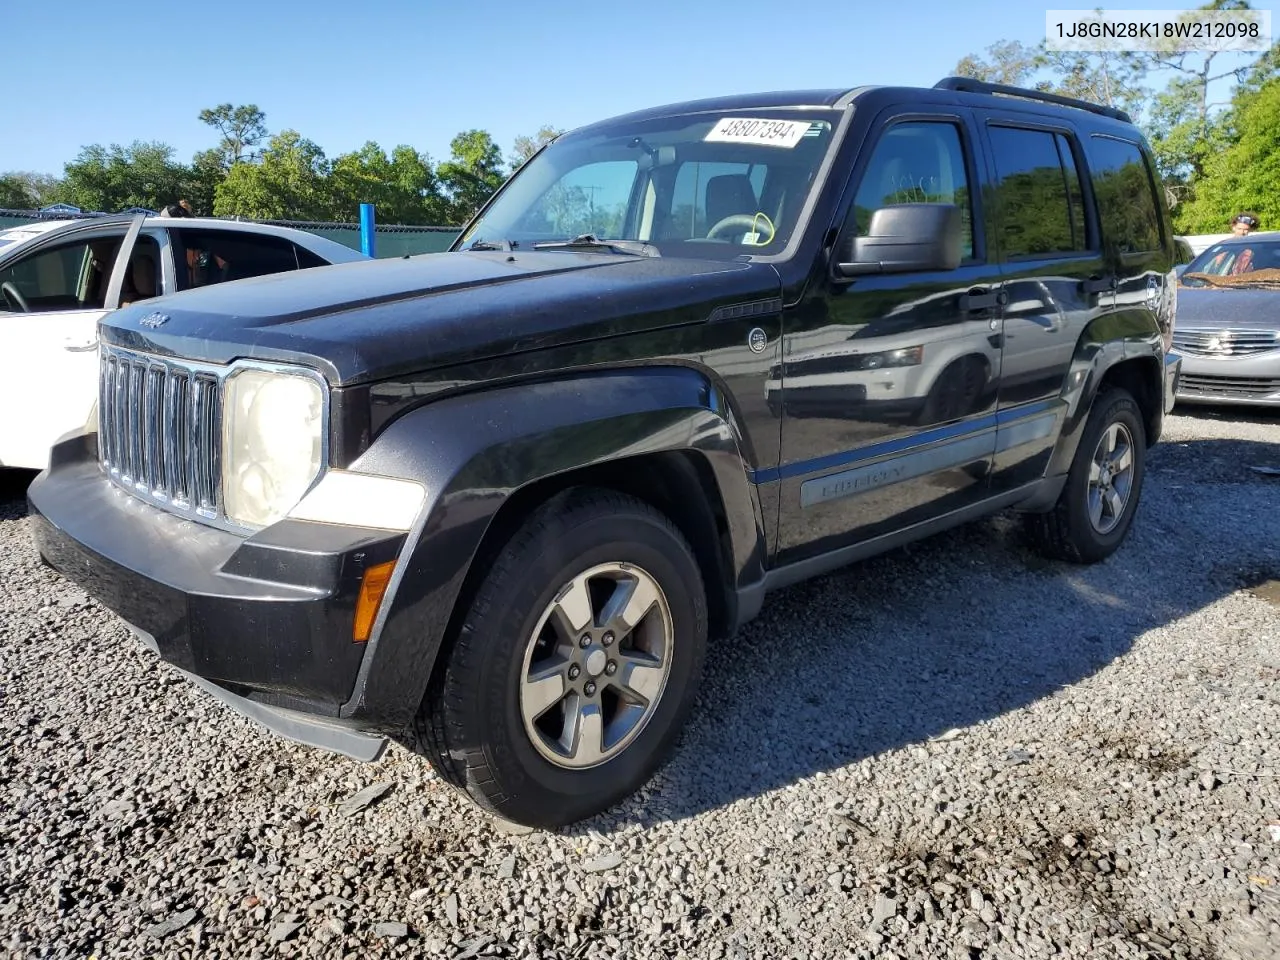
[3,0,1263,176]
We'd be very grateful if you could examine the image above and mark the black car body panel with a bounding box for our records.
[99,252,782,387]
[28,79,1182,781]
[336,366,769,731]
[28,436,404,713]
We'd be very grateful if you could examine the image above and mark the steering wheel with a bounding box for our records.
[0,281,29,313]
[706,213,776,244]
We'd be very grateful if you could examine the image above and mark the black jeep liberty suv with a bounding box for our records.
[29,78,1182,828]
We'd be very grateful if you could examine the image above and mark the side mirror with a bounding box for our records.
[836,203,963,277]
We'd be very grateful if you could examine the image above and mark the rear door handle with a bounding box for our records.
[960,287,1006,312]
[63,337,98,353]
[1083,275,1115,294]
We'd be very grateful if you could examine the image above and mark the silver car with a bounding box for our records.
[1172,231,1280,407]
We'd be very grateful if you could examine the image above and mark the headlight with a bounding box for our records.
[222,367,326,527]
[856,346,923,370]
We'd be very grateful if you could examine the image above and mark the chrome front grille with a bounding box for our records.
[1172,327,1280,356]
[98,344,223,520]
[1178,374,1280,399]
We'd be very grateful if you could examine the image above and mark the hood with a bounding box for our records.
[1175,282,1280,331]
[100,250,780,385]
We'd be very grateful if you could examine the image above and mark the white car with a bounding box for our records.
[0,213,367,470]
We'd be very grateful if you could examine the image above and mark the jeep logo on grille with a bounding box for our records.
[138,312,169,328]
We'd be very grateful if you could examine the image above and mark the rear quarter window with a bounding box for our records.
[1086,135,1164,254]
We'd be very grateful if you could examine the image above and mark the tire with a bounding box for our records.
[1024,387,1147,563]
[411,487,708,828]
[919,355,990,425]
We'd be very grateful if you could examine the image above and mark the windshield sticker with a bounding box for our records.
[704,118,812,148]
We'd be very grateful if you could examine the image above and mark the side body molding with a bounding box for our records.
[337,367,770,732]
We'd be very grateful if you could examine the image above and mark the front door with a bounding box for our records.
[0,217,144,469]
[775,110,1005,565]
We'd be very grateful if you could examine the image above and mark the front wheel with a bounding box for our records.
[412,488,708,828]
[1024,387,1147,563]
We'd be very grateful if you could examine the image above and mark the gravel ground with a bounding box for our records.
[2,406,1278,960]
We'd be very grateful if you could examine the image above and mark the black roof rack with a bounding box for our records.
[934,76,1132,124]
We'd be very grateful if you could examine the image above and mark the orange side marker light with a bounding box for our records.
[354,560,397,643]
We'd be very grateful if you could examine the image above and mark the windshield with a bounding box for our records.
[1182,238,1280,286]
[457,108,843,260]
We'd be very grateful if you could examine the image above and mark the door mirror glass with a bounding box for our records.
[837,203,963,277]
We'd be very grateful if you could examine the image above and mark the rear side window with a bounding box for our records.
[987,126,1091,257]
[171,229,301,291]
[1087,136,1163,254]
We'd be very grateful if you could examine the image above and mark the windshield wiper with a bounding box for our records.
[467,238,516,251]
[531,234,660,258]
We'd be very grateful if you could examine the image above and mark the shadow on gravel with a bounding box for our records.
[575,434,1280,833]
[0,468,36,520]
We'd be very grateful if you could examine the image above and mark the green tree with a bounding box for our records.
[0,174,40,208]
[58,141,192,212]
[186,149,226,216]
[1039,48,1149,115]
[436,130,506,223]
[953,40,1042,85]
[1137,0,1258,187]
[328,142,449,224]
[1176,78,1280,232]
[0,171,62,208]
[509,125,564,170]
[953,39,1148,115]
[213,130,334,220]
[199,103,270,169]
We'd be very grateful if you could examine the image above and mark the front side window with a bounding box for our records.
[459,109,841,259]
[0,237,108,312]
[849,121,975,259]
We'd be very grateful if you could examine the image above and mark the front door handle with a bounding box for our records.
[63,337,98,353]
[1083,275,1115,294]
[960,287,1006,312]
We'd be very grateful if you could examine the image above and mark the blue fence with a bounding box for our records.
[0,209,462,258]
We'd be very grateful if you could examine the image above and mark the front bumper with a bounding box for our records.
[1173,349,1280,406]
[27,436,406,761]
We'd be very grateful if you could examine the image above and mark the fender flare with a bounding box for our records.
[335,366,769,731]
[1034,308,1166,500]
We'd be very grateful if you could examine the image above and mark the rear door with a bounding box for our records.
[972,110,1114,492]
[1082,134,1173,349]
[0,216,141,468]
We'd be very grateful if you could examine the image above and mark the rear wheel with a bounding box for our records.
[412,488,708,828]
[1024,387,1146,563]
